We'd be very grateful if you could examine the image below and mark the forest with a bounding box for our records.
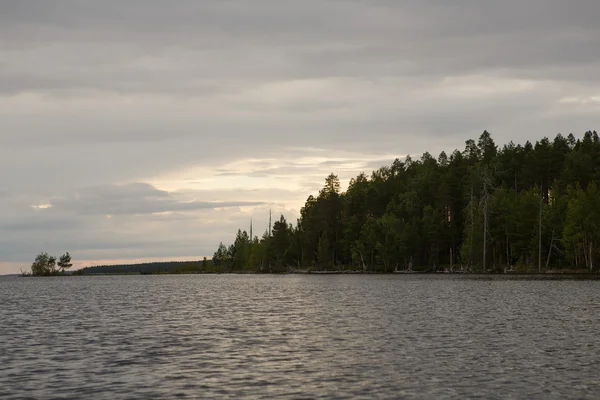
[213,130,600,273]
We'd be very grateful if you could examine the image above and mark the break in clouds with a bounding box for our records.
[1,0,599,273]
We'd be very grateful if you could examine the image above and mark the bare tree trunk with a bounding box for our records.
[590,241,594,272]
[483,186,488,272]
[583,242,588,270]
[469,186,474,267]
[545,230,556,270]
[506,235,510,268]
[359,252,367,272]
[584,235,589,270]
[538,184,543,272]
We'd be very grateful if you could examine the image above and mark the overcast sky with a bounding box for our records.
[1,0,599,273]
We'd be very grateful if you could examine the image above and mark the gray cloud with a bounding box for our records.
[1,0,599,272]
[48,183,263,215]
[2,0,599,103]
[0,185,282,266]
[214,158,390,178]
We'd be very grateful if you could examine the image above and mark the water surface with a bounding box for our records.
[1,275,599,399]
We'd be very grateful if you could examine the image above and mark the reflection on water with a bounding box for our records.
[1,275,599,399]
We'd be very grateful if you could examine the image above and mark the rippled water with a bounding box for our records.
[1,274,600,399]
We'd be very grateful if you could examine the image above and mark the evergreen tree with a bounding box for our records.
[213,130,599,273]
[57,252,73,273]
[30,252,57,276]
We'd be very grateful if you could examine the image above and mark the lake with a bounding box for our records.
[1,274,599,399]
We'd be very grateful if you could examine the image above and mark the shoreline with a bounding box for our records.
[19,270,598,277]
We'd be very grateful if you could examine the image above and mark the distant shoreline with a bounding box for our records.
[17,270,597,277]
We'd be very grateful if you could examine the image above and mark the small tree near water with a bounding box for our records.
[57,252,73,273]
[30,252,57,276]
[25,252,73,276]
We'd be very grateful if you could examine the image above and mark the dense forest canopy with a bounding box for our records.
[215,131,600,273]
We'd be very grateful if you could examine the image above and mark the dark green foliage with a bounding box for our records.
[214,130,600,272]
[213,242,230,271]
[30,252,56,276]
[57,252,73,273]
[27,252,71,276]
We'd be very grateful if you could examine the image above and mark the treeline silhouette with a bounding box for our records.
[79,258,212,275]
[214,130,600,273]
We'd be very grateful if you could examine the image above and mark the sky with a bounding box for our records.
[1,0,599,274]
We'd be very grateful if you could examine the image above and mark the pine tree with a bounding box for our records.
[57,252,73,273]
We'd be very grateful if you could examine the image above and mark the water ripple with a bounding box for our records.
[1,275,600,399]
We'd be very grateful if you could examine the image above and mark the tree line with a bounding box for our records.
[21,252,73,276]
[78,258,215,274]
[214,130,600,273]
